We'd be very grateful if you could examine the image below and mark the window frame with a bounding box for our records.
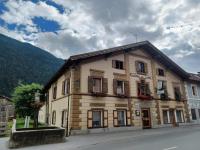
[116,80,125,95]
[191,84,198,96]
[191,109,197,120]
[113,60,124,70]
[173,86,181,101]
[52,111,56,125]
[92,77,103,93]
[162,110,170,124]
[136,61,147,74]
[117,109,127,127]
[52,85,57,100]
[175,110,184,123]
[92,110,103,128]
[157,68,165,76]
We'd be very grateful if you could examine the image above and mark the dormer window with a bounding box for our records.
[136,61,147,74]
[157,68,165,76]
[112,60,124,70]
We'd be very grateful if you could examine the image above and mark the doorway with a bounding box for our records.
[141,108,151,129]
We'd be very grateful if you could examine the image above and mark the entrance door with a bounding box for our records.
[142,108,151,129]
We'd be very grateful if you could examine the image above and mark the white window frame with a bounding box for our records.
[117,110,127,126]
[162,109,170,124]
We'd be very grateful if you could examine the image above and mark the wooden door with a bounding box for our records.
[142,108,151,129]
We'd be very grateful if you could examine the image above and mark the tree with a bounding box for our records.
[12,83,43,118]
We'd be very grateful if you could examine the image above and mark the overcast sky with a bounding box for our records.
[0,0,199,73]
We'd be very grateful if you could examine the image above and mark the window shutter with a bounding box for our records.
[102,78,108,94]
[112,60,116,68]
[124,81,130,97]
[87,110,93,128]
[88,76,93,93]
[144,63,148,74]
[126,110,131,126]
[103,110,108,128]
[62,81,65,95]
[67,78,70,94]
[113,110,118,127]
[113,79,117,95]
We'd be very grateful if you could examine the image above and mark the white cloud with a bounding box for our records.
[0,0,200,72]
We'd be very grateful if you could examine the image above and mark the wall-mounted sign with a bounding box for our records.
[135,110,140,116]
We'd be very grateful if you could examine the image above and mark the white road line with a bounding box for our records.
[163,146,177,150]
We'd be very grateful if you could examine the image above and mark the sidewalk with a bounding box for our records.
[1,125,200,150]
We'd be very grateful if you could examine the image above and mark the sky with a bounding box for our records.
[0,0,199,73]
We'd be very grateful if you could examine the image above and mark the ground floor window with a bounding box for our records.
[191,109,197,120]
[87,109,108,128]
[52,111,56,125]
[61,110,67,127]
[176,110,183,123]
[117,110,126,126]
[113,110,131,127]
[92,110,102,128]
[162,110,169,124]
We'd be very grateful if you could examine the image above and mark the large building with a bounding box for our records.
[41,41,190,135]
[185,73,200,123]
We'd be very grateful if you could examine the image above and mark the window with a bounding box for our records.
[116,80,125,95]
[191,109,197,120]
[113,60,124,69]
[176,110,183,123]
[174,86,181,101]
[138,80,151,98]
[157,68,165,76]
[157,80,168,100]
[136,61,147,74]
[117,110,126,126]
[52,111,56,125]
[61,110,67,127]
[62,79,70,95]
[88,76,108,94]
[52,85,57,99]
[88,110,108,128]
[191,85,197,96]
[163,110,169,124]
[93,78,102,93]
[92,110,102,128]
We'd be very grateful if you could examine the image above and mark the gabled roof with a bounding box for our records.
[43,41,189,91]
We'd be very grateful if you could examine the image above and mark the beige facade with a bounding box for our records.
[41,42,189,135]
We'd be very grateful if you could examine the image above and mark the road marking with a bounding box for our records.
[163,146,177,150]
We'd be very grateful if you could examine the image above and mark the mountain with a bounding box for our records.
[0,33,64,97]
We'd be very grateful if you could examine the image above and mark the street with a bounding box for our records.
[1,125,200,150]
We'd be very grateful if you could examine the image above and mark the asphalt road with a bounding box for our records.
[1,125,200,150]
[71,126,200,150]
